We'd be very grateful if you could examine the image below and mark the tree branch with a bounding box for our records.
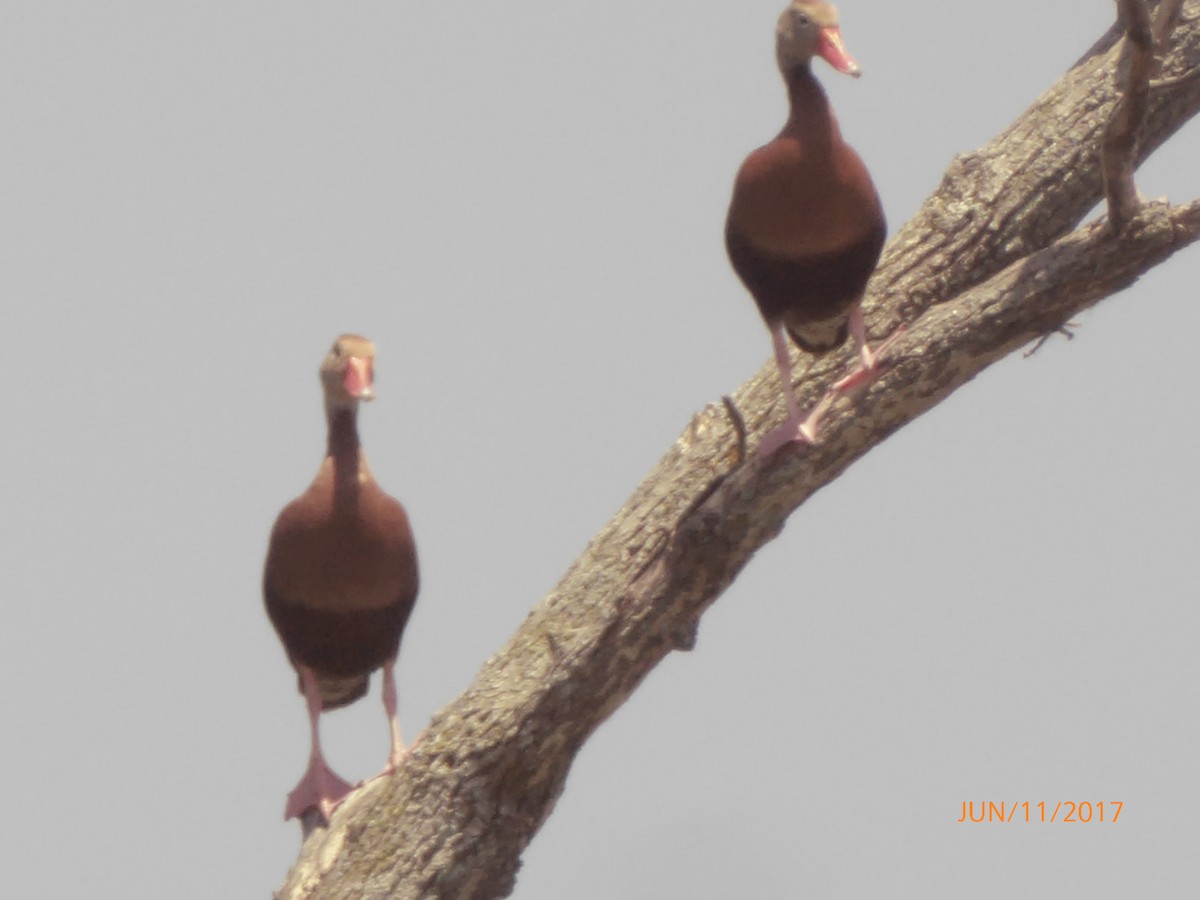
[277,4,1200,897]
[1103,0,1154,233]
[1101,0,1194,233]
[1154,0,1188,46]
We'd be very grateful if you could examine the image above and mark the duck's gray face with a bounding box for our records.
[321,334,377,408]
[776,1,861,77]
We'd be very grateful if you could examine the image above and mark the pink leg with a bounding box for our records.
[758,326,836,459]
[284,667,355,823]
[831,305,905,394]
[362,659,424,790]
[379,659,407,775]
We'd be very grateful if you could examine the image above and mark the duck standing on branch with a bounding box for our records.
[726,0,901,457]
[263,334,420,825]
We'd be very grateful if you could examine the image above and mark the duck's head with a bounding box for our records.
[776,1,861,78]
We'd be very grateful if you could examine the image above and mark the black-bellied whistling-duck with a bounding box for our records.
[726,0,900,457]
[263,334,419,825]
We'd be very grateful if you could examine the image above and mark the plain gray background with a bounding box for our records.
[3,1,1198,897]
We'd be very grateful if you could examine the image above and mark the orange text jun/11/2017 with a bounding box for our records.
[957,801,1123,824]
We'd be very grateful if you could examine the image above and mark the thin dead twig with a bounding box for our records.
[1104,0,1155,234]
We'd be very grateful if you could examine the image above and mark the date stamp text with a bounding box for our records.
[957,801,1123,824]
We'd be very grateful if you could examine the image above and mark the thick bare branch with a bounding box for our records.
[277,5,1200,898]
[280,202,1200,900]
[871,0,1200,334]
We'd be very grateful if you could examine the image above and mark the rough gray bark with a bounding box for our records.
[277,4,1200,897]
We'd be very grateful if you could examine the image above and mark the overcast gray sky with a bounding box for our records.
[3,1,1198,897]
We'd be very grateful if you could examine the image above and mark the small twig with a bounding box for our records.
[1103,0,1155,234]
[1023,322,1080,358]
[630,398,747,585]
[1152,0,1186,48]
[1149,66,1200,92]
[661,399,749,582]
[674,399,746,528]
[721,394,747,466]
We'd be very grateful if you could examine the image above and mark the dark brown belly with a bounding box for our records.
[726,222,885,350]
[264,591,416,708]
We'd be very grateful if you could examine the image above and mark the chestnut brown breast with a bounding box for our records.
[726,66,885,351]
[264,451,419,709]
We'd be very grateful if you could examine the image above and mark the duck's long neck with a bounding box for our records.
[325,403,366,504]
[783,63,839,148]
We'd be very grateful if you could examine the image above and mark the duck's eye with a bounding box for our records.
[332,342,343,356]
[796,15,809,26]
